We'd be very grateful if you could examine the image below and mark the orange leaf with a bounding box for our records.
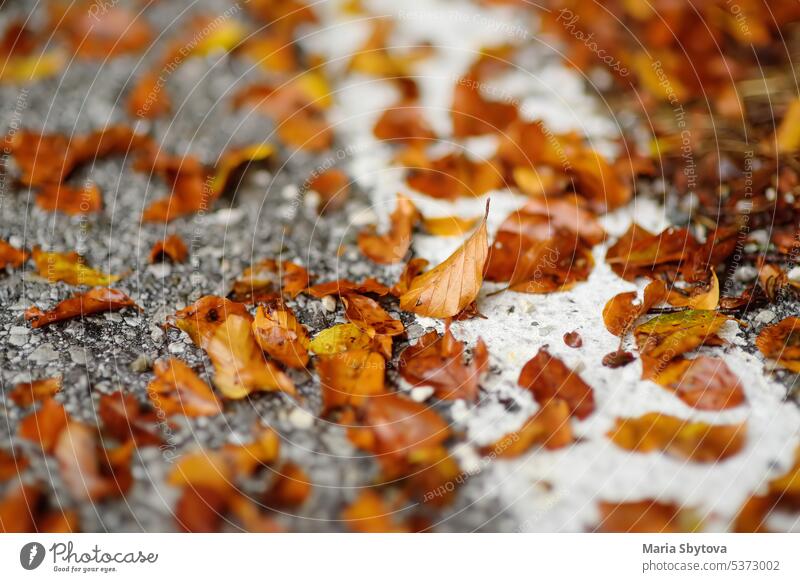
[169,296,252,348]
[342,293,404,337]
[25,287,137,329]
[0,239,28,269]
[596,500,701,533]
[756,316,800,373]
[482,399,573,457]
[358,195,419,264]
[603,280,667,336]
[651,356,746,410]
[35,182,103,215]
[608,412,746,462]
[147,359,222,417]
[317,350,386,412]
[9,377,62,407]
[149,234,189,264]
[518,347,595,419]
[252,302,310,369]
[399,203,489,318]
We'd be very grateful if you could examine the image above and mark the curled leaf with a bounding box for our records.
[25,287,137,329]
[147,359,222,417]
[149,234,189,264]
[169,296,252,348]
[317,350,386,412]
[518,347,595,419]
[358,195,419,264]
[400,203,489,318]
[482,400,572,457]
[252,302,310,369]
[343,294,404,337]
[603,280,667,337]
[756,316,800,373]
[651,356,746,410]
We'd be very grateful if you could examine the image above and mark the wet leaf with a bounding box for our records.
[398,326,488,402]
[206,314,296,399]
[252,302,311,369]
[31,247,120,286]
[756,316,800,373]
[518,347,595,419]
[147,359,222,418]
[399,203,489,318]
[358,195,419,264]
[25,287,137,329]
[608,413,746,462]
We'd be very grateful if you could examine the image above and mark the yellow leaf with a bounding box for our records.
[422,215,480,237]
[31,247,120,286]
[0,51,65,84]
[400,202,489,318]
[309,323,373,355]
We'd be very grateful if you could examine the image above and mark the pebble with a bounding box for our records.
[69,348,88,365]
[148,263,171,279]
[410,386,435,402]
[321,295,336,312]
[8,334,28,347]
[168,341,185,354]
[31,343,59,364]
[755,309,776,324]
[130,354,151,373]
[735,266,758,282]
[288,407,315,430]
[788,267,800,282]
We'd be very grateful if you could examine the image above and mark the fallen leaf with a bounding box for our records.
[98,391,163,445]
[374,100,436,143]
[422,215,480,237]
[0,240,28,269]
[518,347,595,419]
[666,271,720,310]
[398,326,488,402]
[35,182,103,215]
[149,234,189,264]
[307,168,350,214]
[596,500,702,533]
[451,74,518,137]
[25,287,137,329]
[252,302,311,369]
[341,490,410,533]
[9,377,62,407]
[358,195,419,264]
[652,356,746,410]
[230,259,310,302]
[264,462,312,508]
[306,277,390,298]
[147,359,222,417]
[308,323,392,359]
[608,413,746,462]
[31,247,120,286]
[0,448,28,482]
[563,331,583,348]
[756,316,800,373]
[17,399,69,453]
[206,314,296,399]
[399,202,489,318]
[342,294,404,337]
[169,296,252,348]
[735,446,800,532]
[482,399,573,457]
[603,280,668,336]
[210,143,275,198]
[317,350,386,412]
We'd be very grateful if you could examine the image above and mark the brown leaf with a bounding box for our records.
[756,316,800,373]
[451,74,518,137]
[149,234,189,264]
[9,377,62,407]
[399,203,489,318]
[563,331,583,348]
[0,239,28,269]
[308,168,350,214]
[483,400,573,457]
[35,182,103,215]
[264,462,312,508]
[206,314,296,399]
[25,287,137,329]
[317,350,386,412]
[17,398,69,453]
[634,310,732,378]
[666,271,720,310]
[169,296,252,348]
[0,448,28,482]
[230,259,310,302]
[398,326,488,402]
[518,347,595,420]
[652,356,746,410]
[147,359,222,418]
[341,490,410,533]
[608,413,746,462]
[306,277,390,298]
[342,293,404,337]
[390,258,429,297]
[252,302,310,369]
[596,500,701,533]
[98,391,163,445]
[374,100,436,143]
[603,280,667,337]
[358,195,419,264]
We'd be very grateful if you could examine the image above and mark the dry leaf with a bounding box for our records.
[206,314,296,399]
[651,356,746,410]
[603,280,668,337]
[608,413,746,462]
[398,326,488,402]
[317,350,386,412]
[264,462,312,508]
[252,302,311,369]
[0,240,28,269]
[25,287,137,329]
[169,296,252,348]
[482,399,573,457]
[518,347,595,420]
[422,215,480,237]
[35,182,103,215]
[596,500,702,533]
[31,247,119,286]
[147,358,222,417]
[342,293,404,337]
[9,377,62,407]
[756,316,800,373]
[149,234,189,264]
[358,195,419,264]
[399,203,489,318]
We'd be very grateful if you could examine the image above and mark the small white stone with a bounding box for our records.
[755,309,776,324]
[168,341,185,354]
[9,326,28,335]
[31,343,58,363]
[788,267,800,282]
[735,265,758,282]
[69,348,88,365]
[288,407,314,430]
[321,295,336,312]
[410,386,435,402]
[208,207,244,226]
[147,263,171,279]
[453,443,482,475]
[351,208,377,226]
[450,399,470,423]
[8,334,27,347]
[282,184,299,200]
